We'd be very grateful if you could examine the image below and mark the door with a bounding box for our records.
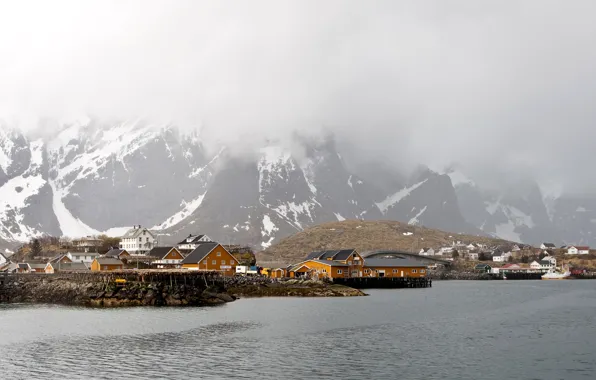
[378,270,385,278]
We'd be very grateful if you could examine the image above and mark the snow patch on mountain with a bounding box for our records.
[376,179,428,213]
[0,129,16,173]
[153,193,206,230]
[485,200,535,229]
[49,177,99,237]
[261,214,279,248]
[408,206,428,225]
[494,221,521,242]
[272,201,316,229]
[334,212,346,221]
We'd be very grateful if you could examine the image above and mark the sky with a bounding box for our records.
[1,0,596,193]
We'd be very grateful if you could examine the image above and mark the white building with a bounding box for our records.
[530,260,542,270]
[540,243,556,250]
[419,248,435,256]
[567,246,590,255]
[119,225,158,255]
[492,251,512,262]
[177,234,212,251]
[467,252,479,260]
[67,251,101,264]
[439,247,454,255]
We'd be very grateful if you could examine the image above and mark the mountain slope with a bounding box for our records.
[257,219,512,265]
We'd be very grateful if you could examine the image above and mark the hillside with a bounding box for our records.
[257,219,513,265]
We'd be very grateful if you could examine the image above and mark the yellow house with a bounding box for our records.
[363,258,427,278]
[91,257,124,272]
[180,242,239,276]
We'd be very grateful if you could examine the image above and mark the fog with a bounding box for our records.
[1,0,596,193]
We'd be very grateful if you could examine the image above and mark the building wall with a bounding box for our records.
[363,266,427,278]
[181,245,238,276]
[295,260,348,279]
[91,261,123,272]
[164,249,184,261]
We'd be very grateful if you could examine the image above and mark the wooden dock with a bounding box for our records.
[333,277,431,289]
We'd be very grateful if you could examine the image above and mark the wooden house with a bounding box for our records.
[91,257,124,272]
[148,247,186,269]
[49,254,72,266]
[288,260,350,279]
[362,258,427,278]
[27,263,54,274]
[180,242,239,276]
[104,248,131,260]
[303,249,365,278]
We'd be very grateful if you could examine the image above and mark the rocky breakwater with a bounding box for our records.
[0,272,236,307]
[226,277,367,297]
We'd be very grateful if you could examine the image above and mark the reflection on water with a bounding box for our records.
[1,281,595,380]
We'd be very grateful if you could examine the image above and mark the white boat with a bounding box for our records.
[541,266,571,280]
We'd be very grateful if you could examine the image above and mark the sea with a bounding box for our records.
[0,280,595,380]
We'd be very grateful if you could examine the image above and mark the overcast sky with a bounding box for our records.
[1,0,595,193]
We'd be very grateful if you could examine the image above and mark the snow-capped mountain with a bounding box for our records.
[1,119,595,252]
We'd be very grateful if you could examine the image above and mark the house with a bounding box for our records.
[439,247,454,255]
[474,263,492,273]
[1,262,18,273]
[362,258,427,278]
[419,247,435,256]
[72,236,102,249]
[67,251,101,264]
[148,247,186,268]
[119,225,158,255]
[530,261,542,270]
[27,263,54,274]
[288,260,350,279]
[180,242,239,276]
[53,262,89,272]
[177,234,213,251]
[305,249,365,277]
[567,246,590,255]
[104,248,131,259]
[492,251,512,262]
[540,243,556,250]
[539,256,557,270]
[91,257,124,272]
[49,254,72,265]
[269,268,288,278]
[467,252,479,261]
[511,245,521,252]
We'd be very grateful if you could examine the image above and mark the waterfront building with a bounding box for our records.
[119,225,158,255]
[90,258,124,272]
[176,234,212,251]
[474,263,492,273]
[180,242,239,276]
[148,247,186,269]
[362,258,427,278]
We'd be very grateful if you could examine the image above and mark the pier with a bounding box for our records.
[333,277,431,289]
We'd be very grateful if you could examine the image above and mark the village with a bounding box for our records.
[1,225,595,281]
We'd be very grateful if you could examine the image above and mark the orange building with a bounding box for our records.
[148,247,186,269]
[288,260,351,279]
[362,258,427,278]
[180,242,239,276]
[91,257,124,272]
[303,249,365,278]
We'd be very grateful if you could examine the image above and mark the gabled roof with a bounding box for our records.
[104,249,128,258]
[181,242,220,264]
[17,263,31,269]
[147,247,180,259]
[54,262,89,271]
[48,253,70,264]
[29,263,49,269]
[0,252,7,262]
[68,251,101,256]
[364,258,427,268]
[570,246,590,250]
[474,263,491,269]
[177,234,211,245]
[306,249,357,261]
[542,243,556,248]
[94,257,124,265]
[539,260,553,265]
[121,227,155,239]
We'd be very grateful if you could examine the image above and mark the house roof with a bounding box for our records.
[54,262,89,271]
[48,253,70,264]
[104,249,128,258]
[542,243,556,248]
[305,249,356,261]
[180,242,219,264]
[421,247,432,252]
[364,258,427,268]
[570,246,590,250]
[121,227,155,239]
[68,251,101,256]
[29,263,49,269]
[539,260,552,265]
[177,234,211,245]
[0,252,7,262]
[17,263,30,269]
[474,263,491,269]
[147,247,179,259]
[95,257,124,265]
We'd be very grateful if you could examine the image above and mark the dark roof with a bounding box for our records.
[147,247,175,259]
[17,263,30,269]
[54,262,89,271]
[364,258,427,268]
[305,249,356,261]
[104,249,128,258]
[542,243,556,248]
[474,263,491,269]
[29,263,48,269]
[49,253,69,264]
[539,260,552,265]
[177,234,210,245]
[95,257,124,265]
[309,260,349,267]
[181,242,219,264]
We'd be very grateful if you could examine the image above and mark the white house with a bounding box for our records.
[439,247,454,255]
[67,251,101,264]
[540,243,556,250]
[419,247,435,256]
[467,252,479,260]
[511,245,521,252]
[530,260,542,270]
[492,251,512,262]
[119,225,158,255]
[540,256,557,269]
[567,246,590,255]
[177,234,212,251]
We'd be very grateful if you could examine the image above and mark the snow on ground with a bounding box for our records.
[258,146,294,194]
[376,179,428,213]
[0,128,16,173]
[494,221,522,242]
[403,232,414,236]
[334,212,346,221]
[272,201,316,229]
[49,177,99,237]
[347,175,353,189]
[299,157,318,194]
[408,206,427,225]
[262,214,278,236]
[153,193,206,230]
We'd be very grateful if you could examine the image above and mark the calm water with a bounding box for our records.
[1,281,595,380]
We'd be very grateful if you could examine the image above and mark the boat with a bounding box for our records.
[541,266,571,280]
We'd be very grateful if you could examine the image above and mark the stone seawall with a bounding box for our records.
[0,271,365,307]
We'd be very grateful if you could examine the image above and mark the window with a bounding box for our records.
[337,269,343,274]
[420,269,426,274]
[216,252,221,257]
[347,261,352,265]
[393,269,398,273]
[322,269,327,273]
[102,266,107,270]
[139,237,142,242]
[412,269,417,273]
[203,260,207,265]
[221,260,226,265]
[212,260,217,265]
[364,269,370,274]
